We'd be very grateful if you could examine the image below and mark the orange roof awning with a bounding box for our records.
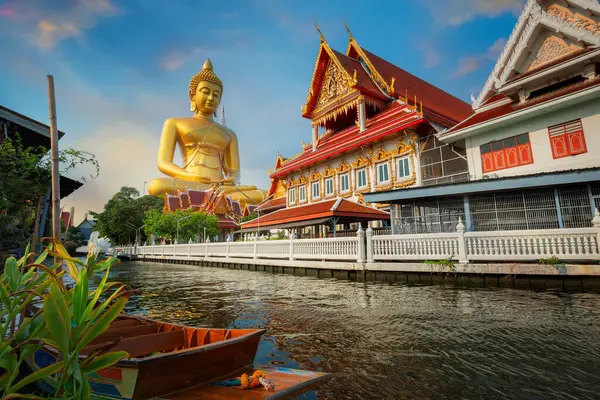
[240,199,388,231]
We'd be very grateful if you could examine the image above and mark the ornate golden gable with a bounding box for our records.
[351,154,371,168]
[323,165,335,177]
[336,160,351,173]
[372,147,391,162]
[391,141,416,157]
[310,170,322,181]
[345,37,395,96]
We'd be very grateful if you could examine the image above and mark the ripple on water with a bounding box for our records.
[94,262,600,400]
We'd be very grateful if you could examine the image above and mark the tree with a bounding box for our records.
[144,209,219,243]
[0,137,98,254]
[91,187,163,245]
[64,226,85,244]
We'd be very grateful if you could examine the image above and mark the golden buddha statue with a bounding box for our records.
[148,59,266,205]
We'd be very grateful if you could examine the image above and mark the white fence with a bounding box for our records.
[116,211,600,264]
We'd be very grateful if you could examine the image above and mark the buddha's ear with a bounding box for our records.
[190,102,197,112]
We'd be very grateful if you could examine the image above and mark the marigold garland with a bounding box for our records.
[239,370,267,389]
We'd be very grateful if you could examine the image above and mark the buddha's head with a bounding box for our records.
[189,59,223,116]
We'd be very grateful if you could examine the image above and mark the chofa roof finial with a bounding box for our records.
[313,15,325,43]
[344,20,353,40]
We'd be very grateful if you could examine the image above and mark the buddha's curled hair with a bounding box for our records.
[189,58,223,100]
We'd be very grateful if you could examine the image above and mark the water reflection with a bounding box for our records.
[93,262,600,399]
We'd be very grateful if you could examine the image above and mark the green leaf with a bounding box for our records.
[72,266,88,330]
[5,257,20,291]
[0,279,11,307]
[7,360,64,393]
[43,283,71,359]
[34,249,49,265]
[77,297,127,350]
[81,351,128,374]
[84,267,110,317]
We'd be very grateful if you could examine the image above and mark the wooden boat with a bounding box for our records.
[25,314,331,399]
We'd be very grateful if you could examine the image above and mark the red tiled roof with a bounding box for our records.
[445,77,600,134]
[258,196,286,212]
[166,195,181,211]
[361,48,472,124]
[273,106,423,178]
[179,191,190,209]
[241,199,389,229]
[217,218,239,229]
[61,211,72,228]
[231,201,242,217]
[188,189,208,206]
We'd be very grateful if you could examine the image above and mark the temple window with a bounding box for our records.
[298,185,307,203]
[325,177,334,197]
[376,162,390,184]
[356,168,368,189]
[419,134,469,186]
[396,156,411,180]
[312,180,321,200]
[548,119,587,159]
[339,173,350,193]
[288,187,296,204]
[481,133,533,173]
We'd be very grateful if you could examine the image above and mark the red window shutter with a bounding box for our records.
[568,131,587,155]
[482,153,494,173]
[505,147,519,167]
[493,150,506,170]
[518,143,533,165]
[550,135,569,158]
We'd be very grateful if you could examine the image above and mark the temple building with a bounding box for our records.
[365,0,600,234]
[241,27,472,237]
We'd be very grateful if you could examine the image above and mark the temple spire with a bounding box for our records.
[344,20,353,40]
[313,15,325,43]
[219,104,226,127]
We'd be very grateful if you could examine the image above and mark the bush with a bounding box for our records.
[0,237,130,397]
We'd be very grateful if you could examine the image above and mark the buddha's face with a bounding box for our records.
[193,81,221,115]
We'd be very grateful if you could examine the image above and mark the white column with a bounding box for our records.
[253,234,258,259]
[357,225,365,263]
[205,238,210,258]
[359,98,366,132]
[366,227,373,263]
[226,236,231,258]
[413,138,422,186]
[456,217,468,264]
[289,234,295,261]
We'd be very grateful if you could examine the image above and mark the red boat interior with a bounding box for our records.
[80,315,260,359]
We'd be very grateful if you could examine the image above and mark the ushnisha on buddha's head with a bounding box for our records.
[189,58,223,117]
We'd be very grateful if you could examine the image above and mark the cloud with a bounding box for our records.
[416,42,441,68]
[158,29,252,71]
[452,37,507,77]
[420,0,525,26]
[0,0,121,49]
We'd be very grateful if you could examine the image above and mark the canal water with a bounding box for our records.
[98,261,600,399]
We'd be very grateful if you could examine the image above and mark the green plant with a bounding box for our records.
[539,256,561,265]
[425,256,456,272]
[1,238,130,398]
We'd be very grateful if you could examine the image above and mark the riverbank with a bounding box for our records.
[136,255,600,292]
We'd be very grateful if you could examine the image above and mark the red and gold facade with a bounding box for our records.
[242,27,471,234]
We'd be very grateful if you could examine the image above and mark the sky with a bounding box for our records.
[0,0,526,224]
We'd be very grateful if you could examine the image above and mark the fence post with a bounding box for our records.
[253,234,258,259]
[456,217,468,264]
[365,227,373,263]
[188,239,192,257]
[161,244,164,257]
[226,236,231,258]
[592,208,600,252]
[205,238,210,258]
[357,226,365,263]
[289,233,295,261]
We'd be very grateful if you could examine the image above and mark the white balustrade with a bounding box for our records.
[256,240,290,259]
[371,233,460,261]
[291,237,359,261]
[117,220,600,264]
[465,228,600,261]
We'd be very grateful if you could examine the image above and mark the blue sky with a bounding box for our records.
[0,0,525,222]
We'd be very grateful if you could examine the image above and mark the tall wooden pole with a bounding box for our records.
[47,75,61,245]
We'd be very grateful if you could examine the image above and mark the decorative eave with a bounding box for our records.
[301,37,358,118]
[474,0,600,109]
[345,36,396,97]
